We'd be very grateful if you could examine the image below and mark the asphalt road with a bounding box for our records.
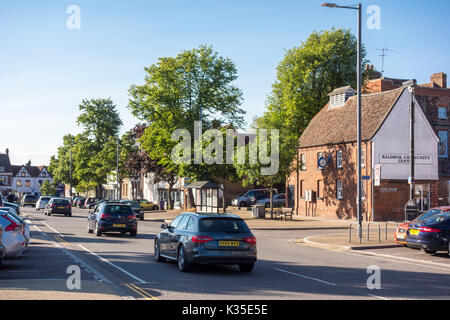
[1,206,450,300]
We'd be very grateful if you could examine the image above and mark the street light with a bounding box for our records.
[322,2,363,242]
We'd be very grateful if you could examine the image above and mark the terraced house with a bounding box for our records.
[287,85,440,221]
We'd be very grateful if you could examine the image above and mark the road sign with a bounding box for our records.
[362,176,371,180]
[374,165,381,187]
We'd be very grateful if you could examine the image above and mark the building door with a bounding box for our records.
[415,184,430,212]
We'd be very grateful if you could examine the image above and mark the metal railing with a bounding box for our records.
[367,222,381,243]
[385,221,398,240]
[349,222,361,243]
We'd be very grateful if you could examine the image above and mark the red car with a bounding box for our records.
[395,206,450,245]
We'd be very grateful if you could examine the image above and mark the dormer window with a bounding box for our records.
[328,86,356,109]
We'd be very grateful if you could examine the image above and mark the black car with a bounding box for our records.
[87,203,137,237]
[406,211,450,255]
[2,201,20,215]
[120,200,145,220]
[45,198,72,216]
[155,212,257,272]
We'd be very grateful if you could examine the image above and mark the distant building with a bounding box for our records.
[287,86,439,221]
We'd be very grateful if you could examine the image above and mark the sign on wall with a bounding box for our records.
[380,154,432,165]
[374,165,381,187]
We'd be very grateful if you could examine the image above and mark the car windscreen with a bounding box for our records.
[25,195,37,201]
[416,209,442,221]
[41,197,51,201]
[422,212,450,225]
[103,205,133,216]
[199,218,250,233]
[52,199,69,205]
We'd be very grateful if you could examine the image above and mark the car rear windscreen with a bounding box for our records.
[423,212,450,225]
[199,218,250,233]
[53,199,69,205]
[104,205,133,215]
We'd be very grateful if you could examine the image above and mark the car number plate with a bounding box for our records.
[113,224,126,228]
[410,229,420,236]
[219,241,239,247]
[396,233,406,240]
[57,207,65,209]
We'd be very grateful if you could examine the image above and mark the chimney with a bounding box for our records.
[5,149,8,156]
[430,72,447,88]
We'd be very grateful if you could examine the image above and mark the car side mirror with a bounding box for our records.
[161,223,168,229]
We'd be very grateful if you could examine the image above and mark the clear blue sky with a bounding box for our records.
[1,0,449,166]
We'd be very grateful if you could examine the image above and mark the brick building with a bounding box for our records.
[366,72,450,206]
[287,86,439,221]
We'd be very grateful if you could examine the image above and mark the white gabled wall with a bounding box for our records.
[372,89,439,180]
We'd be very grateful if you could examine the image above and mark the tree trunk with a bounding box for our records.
[187,188,195,210]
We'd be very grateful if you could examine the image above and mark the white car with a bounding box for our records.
[36,196,52,211]
[0,212,26,259]
[0,208,31,245]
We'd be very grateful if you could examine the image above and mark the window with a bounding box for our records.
[38,180,43,186]
[361,149,365,168]
[361,181,365,200]
[299,180,304,199]
[317,180,323,199]
[25,180,31,187]
[16,180,22,187]
[438,107,448,119]
[170,215,184,229]
[185,217,195,231]
[336,150,343,168]
[300,154,306,171]
[337,181,343,200]
[177,215,190,230]
[0,167,4,173]
[21,172,26,177]
[199,218,250,233]
[439,131,448,158]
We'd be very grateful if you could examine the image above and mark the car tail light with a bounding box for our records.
[100,214,111,219]
[419,227,441,233]
[50,204,56,208]
[244,236,257,244]
[192,236,213,243]
[3,215,19,232]
[128,215,136,220]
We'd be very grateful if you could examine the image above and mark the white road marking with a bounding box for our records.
[273,268,337,286]
[78,244,147,284]
[41,221,65,238]
[368,293,391,300]
[29,222,113,285]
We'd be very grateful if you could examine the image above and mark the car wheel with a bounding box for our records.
[422,247,437,254]
[239,201,246,208]
[87,224,93,234]
[265,202,270,208]
[177,246,191,272]
[130,230,137,237]
[140,215,144,221]
[154,240,165,262]
[238,263,254,273]
[47,212,51,216]
[152,206,158,211]
[95,225,102,237]
[121,232,126,236]
[448,242,450,257]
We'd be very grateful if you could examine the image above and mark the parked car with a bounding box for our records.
[0,226,6,265]
[0,212,26,259]
[2,201,20,215]
[36,196,53,211]
[135,199,159,211]
[21,194,38,207]
[395,207,450,245]
[255,193,286,208]
[84,197,103,209]
[45,198,72,217]
[87,203,137,237]
[231,189,275,207]
[155,212,257,272]
[120,200,145,220]
[406,211,450,255]
[75,197,86,208]
[0,207,30,245]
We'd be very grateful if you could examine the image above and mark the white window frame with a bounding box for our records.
[336,150,343,168]
[300,154,306,171]
[337,181,343,200]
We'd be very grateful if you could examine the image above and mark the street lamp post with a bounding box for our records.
[322,2,363,242]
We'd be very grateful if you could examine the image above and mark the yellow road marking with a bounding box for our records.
[126,283,158,300]
[56,237,69,246]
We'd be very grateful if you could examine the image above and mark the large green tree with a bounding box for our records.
[128,45,246,208]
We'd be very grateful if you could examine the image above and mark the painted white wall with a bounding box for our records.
[372,89,439,180]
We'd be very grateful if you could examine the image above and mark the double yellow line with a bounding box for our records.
[125,283,158,300]
[56,237,69,246]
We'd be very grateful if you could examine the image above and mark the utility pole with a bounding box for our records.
[404,79,418,221]
[116,137,120,200]
[69,149,72,198]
